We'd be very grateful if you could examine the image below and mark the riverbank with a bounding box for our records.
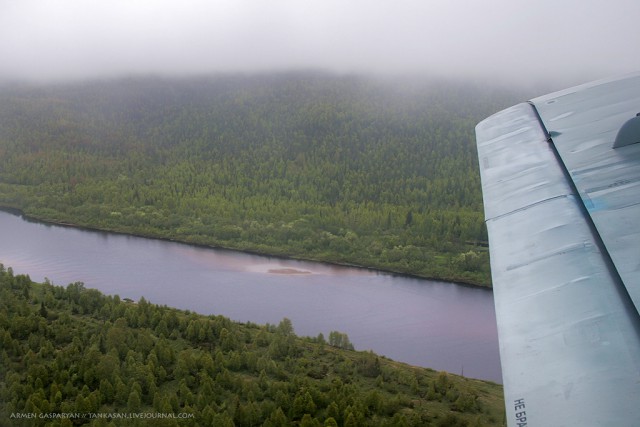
[0,268,505,425]
[0,76,506,295]
[1,205,492,289]
[0,206,502,381]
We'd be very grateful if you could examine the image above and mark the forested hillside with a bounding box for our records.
[0,264,505,426]
[0,73,523,285]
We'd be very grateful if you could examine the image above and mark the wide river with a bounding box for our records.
[0,209,501,382]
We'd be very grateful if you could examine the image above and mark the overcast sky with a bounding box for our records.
[2,0,639,86]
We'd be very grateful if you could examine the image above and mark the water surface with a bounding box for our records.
[0,209,501,382]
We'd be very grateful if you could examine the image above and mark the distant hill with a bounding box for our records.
[0,263,505,426]
[0,73,525,285]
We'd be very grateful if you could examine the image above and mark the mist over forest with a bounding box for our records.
[0,72,538,286]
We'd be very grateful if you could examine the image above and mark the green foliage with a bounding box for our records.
[0,73,524,286]
[328,331,354,350]
[0,264,505,425]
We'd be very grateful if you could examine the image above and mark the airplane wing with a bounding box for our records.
[475,73,640,426]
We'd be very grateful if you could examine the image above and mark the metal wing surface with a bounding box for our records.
[476,73,640,426]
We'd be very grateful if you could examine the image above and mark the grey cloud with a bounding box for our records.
[1,0,639,85]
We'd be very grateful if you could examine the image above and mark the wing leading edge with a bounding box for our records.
[476,73,640,426]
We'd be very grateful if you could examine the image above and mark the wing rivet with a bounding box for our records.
[613,114,640,148]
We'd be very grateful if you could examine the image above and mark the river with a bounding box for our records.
[0,209,501,382]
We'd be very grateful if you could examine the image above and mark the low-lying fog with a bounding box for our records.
[2,0,639,88]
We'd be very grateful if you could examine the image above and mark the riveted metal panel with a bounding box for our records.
[532,72,640,314]
[476,78,640,425]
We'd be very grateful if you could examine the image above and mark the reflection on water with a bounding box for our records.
[0,210,501,382]
[266,268,312,275]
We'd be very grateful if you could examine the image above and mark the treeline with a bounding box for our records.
[0,264,505,426]
[0,73,524,285]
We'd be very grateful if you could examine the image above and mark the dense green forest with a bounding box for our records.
[0,73,523,285]
[0,264,505,426]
